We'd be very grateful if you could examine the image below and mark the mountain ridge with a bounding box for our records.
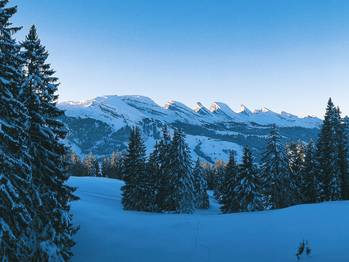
[58,95,321,163]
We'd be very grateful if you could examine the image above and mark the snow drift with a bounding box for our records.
[68,177,349,262]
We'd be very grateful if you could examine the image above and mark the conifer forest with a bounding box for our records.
[2,1,349,261]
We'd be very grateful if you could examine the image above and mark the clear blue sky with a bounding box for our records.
[11,0,349,118]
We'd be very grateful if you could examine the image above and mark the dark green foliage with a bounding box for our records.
[68,150,84,176]
[213,159,226,201]
[193,158,210,209]
[260,124,294,209]
[219,151,239,214]
[167,128,195,213]
[121,126,150,211]
[316,98,343,201]
[341,116,349,200]
[155,125,173,212]
[146,141,161,212]
[82,151,97,176]
[20,25,79,261]
[110,150,123,179]
[302,140,321,203]
[202,161,215,190]
[0,2,32,260]
[235,146,264,212]
[286,140,306,204]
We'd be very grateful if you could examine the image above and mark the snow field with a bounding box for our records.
[67,177,349,262]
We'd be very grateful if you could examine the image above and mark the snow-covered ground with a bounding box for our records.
[67,177,349,262]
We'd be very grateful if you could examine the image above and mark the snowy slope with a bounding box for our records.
[68,177,349,262]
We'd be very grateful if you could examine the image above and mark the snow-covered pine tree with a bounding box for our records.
[340,116,349,200]
[121,126,150,211]
[0,2,32,260]
[302,139,321,203]
[20,25,79,261]
[316,98,343,201]
[167,128,195,214]
[219,150,239,214]
[193,158,210,209]
[260,124,294,209]
[213,159,226,201]
[286,140,306,204]
[156,125,172,212]
[235,146,264,212]
[147,140,161,212]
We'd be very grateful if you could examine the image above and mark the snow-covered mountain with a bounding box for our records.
[58,95,321,163]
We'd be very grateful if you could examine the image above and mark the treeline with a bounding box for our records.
[67,150,123,178]
[114,98,349,214]
[0,2,77,261]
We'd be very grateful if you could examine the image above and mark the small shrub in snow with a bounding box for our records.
[296,239,311,260]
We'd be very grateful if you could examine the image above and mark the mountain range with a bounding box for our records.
[58,95,322,163]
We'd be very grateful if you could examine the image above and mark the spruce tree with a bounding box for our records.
[219,151,239,214]
[286,140,305,204]
[121,126,150,211]
[193,158,210,209]
[213,159,226,201]
[101,155,111,177]
[20,25,78,261]
[302,139,321,203]
[147,141,161,212]
[82,151,95,176]
[341,116,349,200]
[167,128,195,213]
[201,161,215,190]
[0,1,32,260]
[93,155,100,177]
[69,150,84,176]
[156,125,172,211]
[235,146,264,212]
[110,150,123,179]
[260,124,294,209]
[316,98,343,201]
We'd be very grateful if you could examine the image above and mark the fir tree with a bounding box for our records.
[235,146,264,212]
[110,150,123,179]
[219,151,239,214]
[93,155,100,177]
[20,25,78,261]
[316,98,343,201]
[0,2,32,260]
[213,159,226,201]
[101,155,111,177]
[156,125,172,212]
[201,161,215,190]
[167,128,195,214]
[193,158,210,209]
[286,140,305,204]
[341,116,349,200]
[260,124,294,209]
[302,139,321,203]
[147,141,161,212]
[121,126,150,211]
[82,151,96,176]
[69,150,84,176]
